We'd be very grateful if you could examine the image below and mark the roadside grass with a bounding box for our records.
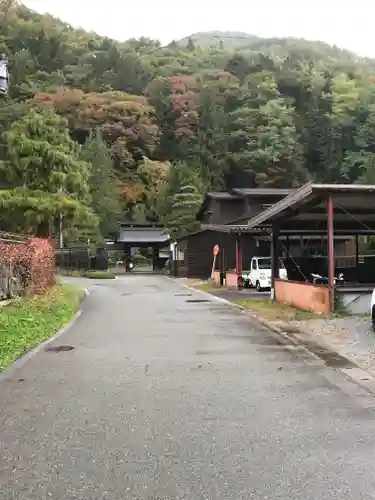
[233,298,317,322]
[194,282,222,293]
[189,280,223,293]
[59,269,115,279]
[59,269,85,277]
[85,270,115,279]
[0,283,84,370]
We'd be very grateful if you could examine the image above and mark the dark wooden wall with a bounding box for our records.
[181,231,269,279]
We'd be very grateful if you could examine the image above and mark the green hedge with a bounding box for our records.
[85,270,115,279]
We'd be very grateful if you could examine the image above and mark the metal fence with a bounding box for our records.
[55,247,90,271]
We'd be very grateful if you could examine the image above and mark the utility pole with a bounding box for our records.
[59,212,64,249]
[0,54,9,96]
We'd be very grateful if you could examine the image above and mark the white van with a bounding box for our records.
[246,256,288,291]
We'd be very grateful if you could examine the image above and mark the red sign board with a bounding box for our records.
[213,244,220,256]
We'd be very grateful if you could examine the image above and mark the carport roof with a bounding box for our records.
[247,182,375,233]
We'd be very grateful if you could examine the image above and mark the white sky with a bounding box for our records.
[24,0,375,57]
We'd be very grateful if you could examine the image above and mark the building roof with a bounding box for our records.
[196,188,293,221]
[232,188,294,197]
[247,182,375,234]
[201,223,265,234]
[207,192,240,200]
[196,192,242,221]
[117,226,170,244]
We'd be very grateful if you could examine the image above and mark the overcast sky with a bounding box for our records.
[24,0,375,57]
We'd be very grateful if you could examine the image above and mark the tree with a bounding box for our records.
[227,73,309,187]
[32,89,160,173]
[137,157,170,221]
[79,130,123,240]
[186,37,195,52]
[0,106,95,238]
[167,40,179,50]
[5,0,375,237]
[162,163,203,237]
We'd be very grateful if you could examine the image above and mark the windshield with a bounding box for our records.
[258,258,271,269]
[257,258,285,269]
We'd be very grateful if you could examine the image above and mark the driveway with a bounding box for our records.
[1,275,375,499]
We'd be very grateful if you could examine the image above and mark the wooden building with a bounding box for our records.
[176,189,292,279]
[176,188,355,281]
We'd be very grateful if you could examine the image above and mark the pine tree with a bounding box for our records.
[163,163,203,238]
[186,37,195,52]
[79,129,123,240]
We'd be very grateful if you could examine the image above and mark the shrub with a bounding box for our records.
[133,253,148,265]
[85,270,115,279]
[59,269,85,277]
[0,237,55,297]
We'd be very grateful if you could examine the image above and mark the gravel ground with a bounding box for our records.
[292,316,375,375]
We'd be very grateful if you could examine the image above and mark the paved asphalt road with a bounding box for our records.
[1,275,375,499]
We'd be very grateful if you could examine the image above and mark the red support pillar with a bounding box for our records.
[236,235,243,290]
[327,196,335,313]
[271,226,280,301]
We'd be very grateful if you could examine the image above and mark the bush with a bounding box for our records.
[85,270,115,279]
[0,237,55,297]
[133,254,148,265]
[59,269,85,277]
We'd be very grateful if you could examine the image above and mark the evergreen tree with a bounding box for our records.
[80,129,123,240]
[0,106,95,238]
[186,37,195,52]
[162,163,203,237]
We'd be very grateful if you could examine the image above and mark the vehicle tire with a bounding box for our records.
[372,306,375,330]
[256,281,262,292]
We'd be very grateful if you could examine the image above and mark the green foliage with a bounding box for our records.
[3,4,375,240]
[0,106,96,238]
[79,130,122,239]
[85,270,115,279]
[162,163,204,237]
[0,283,84,370]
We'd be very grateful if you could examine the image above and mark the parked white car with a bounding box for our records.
[245,256,288,291]
[371,288,375,328]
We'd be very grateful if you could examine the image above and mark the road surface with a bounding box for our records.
[1,275,375,499]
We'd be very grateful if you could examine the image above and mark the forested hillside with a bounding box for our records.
[2,1,375,241]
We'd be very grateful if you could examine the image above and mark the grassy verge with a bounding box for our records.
[59,270,115,279]
[194,282,222,293]
[59,269,85,277]
[0,283,84,370]
[85,270,115,279]
[233,298,316,322]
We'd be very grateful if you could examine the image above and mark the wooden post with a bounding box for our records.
[271,226,279,301]
[236,235,243,290]
[355,235,359,283]
[327,196,335,313]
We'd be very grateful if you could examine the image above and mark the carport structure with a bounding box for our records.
[247,182,375,314]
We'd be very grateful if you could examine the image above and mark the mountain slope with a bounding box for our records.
[176,30,367,64]
[177,31,259,49]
